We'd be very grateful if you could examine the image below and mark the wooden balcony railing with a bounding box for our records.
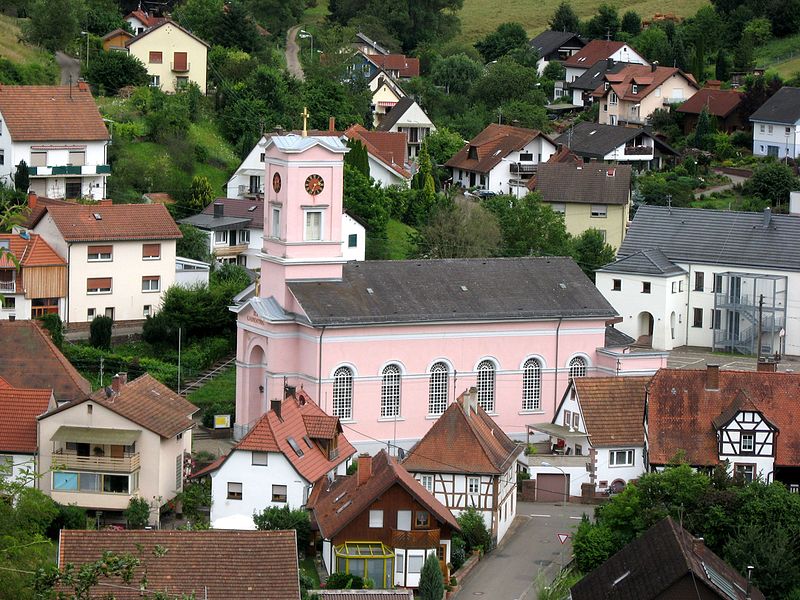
[53,450,140,473]
[390,528,440,549]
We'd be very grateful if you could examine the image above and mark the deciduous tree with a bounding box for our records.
[85,51,150,96]
[571,229,615,281]
[475,22,529,63]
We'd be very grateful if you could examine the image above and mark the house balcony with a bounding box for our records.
[509,162,538,174]
[524,452,589,469]
[390,528,440,549]
[624,145,653,156]
[28,165,111,177]
[237,184,264,198]
[53,449,140,473]
[171,62,191,72]
[0,279,15,293]
[214,244,249,258]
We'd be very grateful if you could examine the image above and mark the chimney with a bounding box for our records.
[692,536,705,555]
[111,372,127,393]
[329,116,336,132]
[357,453,372,486]
[757,358,778,373]
[271,399,282,420]
[98,199,113,206]
[464,386,478,417]
[705,364,720,390]
[706,79,721,90]
[213,202,224,218]
[77,79,89,92]
[28,191,37,210]
[762,207,772,228]
[651,60,659,73]
[790,191,800,216]
[607,57,614,69]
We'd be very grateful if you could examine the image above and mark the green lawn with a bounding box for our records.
[299,558,321,588]
[187,367,236,414]
[756,33,800,72]
[385,218,417,260]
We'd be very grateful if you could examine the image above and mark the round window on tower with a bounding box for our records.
[304,174,324,196]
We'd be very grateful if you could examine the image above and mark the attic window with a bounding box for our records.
[607,168,616,177]
[460,285,468,292]
[467,146,478,160]
[578,56,586,62]
[248,205,257,212]
[367,287,374,295]
[336,500,353,514]
[334,492,348,503]
[92,213,102,220]
[287,437,304,457]
[589,130,597,136]
[631,84,638,94]
[302,435,313,448]
[559,283,567,289]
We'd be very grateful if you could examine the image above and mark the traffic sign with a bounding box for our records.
[557,533,570,544]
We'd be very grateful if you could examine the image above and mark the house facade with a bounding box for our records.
[0,232,67,321]
[403,388,523,544]
[232,132,667,452]
[180,199,262,268]
[31,202,181,324]
[563,40,648,84]
[345,124,411,187]
[556,122,678,170]
[38,373,197,523]
[0,83,110,200]
[529,31,585,76]
[198,389,355,530]
[596,205,799,355]
[567,58,635,106]
[126,20,209,93]
[749,86,800,158]
[446,123,557,195]
[376,97,436,159]
[124,9,164,35]
[369,73,406,128]
[308,451,460,588]
[677,85,744,134]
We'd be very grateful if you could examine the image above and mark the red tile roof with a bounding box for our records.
[0,84,109,142]
[124,10,165,28]
[126,19,210,49]
[572,376,650,447]
[308,450,459,539]
[647,369,800,466]
[0,321,90,403]
[592,64,698,102]
[366,54,420,78]
[213,389,355,483]
[22,194,73,229]
[563,40,626,68]
[345,124,411,178]
[58,529,301,600]
[0,376,53,453]
[0,233,66,269]
[676,88,743,118]
[403,389,523,475]
[33,203,182,242]
[445,123,554,173]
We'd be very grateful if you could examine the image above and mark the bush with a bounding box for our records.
[253,506,312,552]
[325,572,364,589]
[89,315,113,350]
[456,507,493,553]
[47,503,88,537]
[85,51,150,96]
[450,535,466,571]
[124,497,151,529]
[176,479,211,523]
[38,313,64,349]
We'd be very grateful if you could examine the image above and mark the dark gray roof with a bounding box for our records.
[535,163,631,205]
[179,214,251,231]
[605,326,635,347]
[287,257,617,326]
[749,86,800,124]
[555,122,678,159]
[375,96,415,131]
[200,198,264,229]
[529,31,583,58]
[599,248,686,276]
[612,205,800,271]
[570,60,635,92]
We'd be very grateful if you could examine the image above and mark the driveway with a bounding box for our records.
[285,25,304,81]
[667,346,800,372]
[457,501,591,600]
[56,51,81,84]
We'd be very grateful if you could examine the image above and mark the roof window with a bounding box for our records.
[92,213,102,220]
[287,437,304,457]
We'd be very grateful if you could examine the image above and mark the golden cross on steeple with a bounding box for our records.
[301,107,310,137]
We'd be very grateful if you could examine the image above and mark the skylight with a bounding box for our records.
[248,205,257,212]
[335,500,353,514]
[303,435,313,448]
[287,437,304,457]
[92,213,102,220]
[703,563,738,600]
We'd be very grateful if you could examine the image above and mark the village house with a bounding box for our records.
[0,231,67,321]
[446,123,557,195]
[566,58,636,106]
[124,9,164,35]
[232,131,666,452]
[571,517,765,600]
[125,20,209,93]
[368,72,406,128]
[352,32,391,56]
[345,124,411,187]
[38,372,197,524]
[596,204,799,355]
[529,30,585,76]
[0,83,110,200]
[58,529,301,600]
[375,96,436,159]
[563,40,648,84]
[749,86,800,159]
[403,388,523,544]
[526,376,650,500]
[308,450,460,588]
[677,83,745,134]
[30,201,182,324]
[352,51,420,81]
[101,28,133,52]
[196,388,355,530]
[527,162,631,249]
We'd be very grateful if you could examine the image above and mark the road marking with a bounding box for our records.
[569,516,582,519]
[530,514,551,518]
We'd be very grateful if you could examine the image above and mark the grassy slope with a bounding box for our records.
[755,33,800,77]
[187,367,236,413]
[0,14,46,63]
[385,218,417,260]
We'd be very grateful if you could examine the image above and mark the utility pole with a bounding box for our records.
[177,327,182,394]
[756,294,764,358]
[99,356,104,387]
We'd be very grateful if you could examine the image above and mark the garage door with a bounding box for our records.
[536,473,569,502]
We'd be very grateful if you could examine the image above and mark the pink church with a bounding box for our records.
[233,133,666,450]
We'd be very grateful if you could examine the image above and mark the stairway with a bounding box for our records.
[180,355,236,397]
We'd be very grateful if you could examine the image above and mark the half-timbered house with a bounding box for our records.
[402,388,523,544]
[307,451,459,589]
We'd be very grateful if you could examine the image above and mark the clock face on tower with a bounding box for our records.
[272,172,281,193]
[304,174,324,196]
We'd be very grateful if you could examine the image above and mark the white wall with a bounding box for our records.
[595,446,645,492]
[341,214,366,261]
[752,121,800,158]
[1,453,36,486]
[226,137,266,198]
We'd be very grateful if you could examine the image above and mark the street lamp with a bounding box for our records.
[80,31,89,69]
[298,29,314,58]
[541,461,569,504]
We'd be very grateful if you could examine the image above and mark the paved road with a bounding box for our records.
[285,25,305,81]
[693,170,748,199]
[457,501,591,600]
[667,346,800,372]
[56,51,81,85]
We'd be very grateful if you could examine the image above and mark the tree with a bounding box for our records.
[620,10,642,37]
[188,176,214,212]
[691,35,706,83]
[176,224,212,262]
[744,161,800,207]
[475,22,529,63]
[632,27,672,66]
[245,0,305,36]
[89,315,113,350]
[571,229,615,281]
[692,106,713,150]
[84,0,126,36]
[23,0,84,52]
[734,32,756,71]
[419,553,444,600]
[253,506,312,551]
[715,49,731,81]
[38,313,64,349]
[743,17,773,47]
[416,200,501,258]
[456,507,493,553]
[472,57,542,108]
[345,139,370,177]
[431,53,483,95]
[124,497,151,529]
[85,51,150,96]
[423,128,466,168]
[584,4,620,40]
[549,1,580,32]
[483,193,572,257]
[14,160,29,193]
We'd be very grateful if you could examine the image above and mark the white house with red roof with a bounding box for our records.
[563,40,648,85]
[345,124,411,187]
[0,83,110,200]
[198,388,355,529]
[124,9,165,35]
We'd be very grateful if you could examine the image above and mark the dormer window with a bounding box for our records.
[631,84,638,94]
[609,92,618,105]
[467,146,478,160]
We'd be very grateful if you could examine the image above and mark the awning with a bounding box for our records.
[51,426,141,445]
[527,423,588,439]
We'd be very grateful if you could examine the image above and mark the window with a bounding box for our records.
[272,484,288,502]
[671,281,677,293]
[642,281,651,294]
[414,511,430,529]
[176,76,189,88]
[734,464,755,483]
[476,360,496,413]
[214,230,228,245]
[332,366,353,420]
[631,84,638,94]
[590,204,607,218]
[176,454,183,491]
[68,150,85,166]
[260,153,265,162]
[713,274,723,293]
[104,307,114,319]
[612,279,622,291]
[550,203,566,214]
[786,127,792,135]
[692,308,703,328]
[380,364,401,418]
[468,477,480,494]
[348,233,358,248]
[252,451,268,466]
[694,271,704,291]
[30,152,46,167]
[420,474,433,492]
[239,229,250,244]
[142,276,160,292]
[271,207,281,238]
[740,434,755,453]
[369,510,384,528]
[428,362,448,415]
[149,51,162,63]
[227,482,243,499]
[572,413,580,431]
[0,149,3,165]
[609,92,618,105]
[142,243,161,260]
[563,410,571,426]
[173,52,188,70]
[768,125,773,134]
[759,124,765,133]
[87,245,112,261]
[522,358,542,411]
[150,75,160,87]
[143,305,151,317]
[569,356,587,379]
[609,115,617,125]
[287,437,304,457]
[87,308,95,319]
[305,210,322,241]
[408,554,424,573]
[2,296,14,310]
[679,280,683,292]
[87,277,112,294]
[609,450,634,466]
[712,309,721,330]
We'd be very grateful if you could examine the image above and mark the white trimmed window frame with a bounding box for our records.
[522,358,542,411]
[332,366,353,420]
[427,362,449,416]
[476,359,496,413]
[380,364,401,419]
